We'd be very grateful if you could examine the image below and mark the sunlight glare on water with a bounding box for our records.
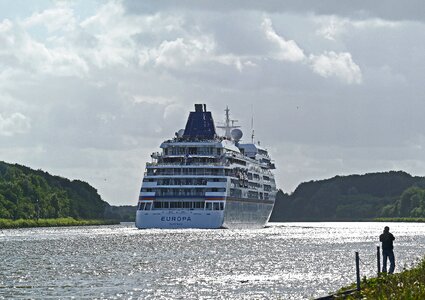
[1,222,425,299]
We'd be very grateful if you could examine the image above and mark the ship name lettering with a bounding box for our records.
[160,216,192,222]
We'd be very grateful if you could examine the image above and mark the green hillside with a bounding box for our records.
[270,171,425,221]
[0,161,110,220]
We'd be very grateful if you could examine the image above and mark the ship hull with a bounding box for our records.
[222,198,274,229]
[136,209,224,229]
[135,198,274,229]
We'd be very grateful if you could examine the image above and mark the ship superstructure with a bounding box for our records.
[136,104,277,229]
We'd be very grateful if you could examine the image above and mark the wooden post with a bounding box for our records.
[377,246,381,277]
[355,252,361,291]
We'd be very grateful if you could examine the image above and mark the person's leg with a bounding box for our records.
[388,250,395,274]
[382,250,388,273]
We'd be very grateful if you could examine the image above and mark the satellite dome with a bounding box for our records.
[231,128,243,141]
[177,129,185,137]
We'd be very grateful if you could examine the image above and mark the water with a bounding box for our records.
[1,222,425,299]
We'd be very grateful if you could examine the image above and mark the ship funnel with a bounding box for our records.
[183,104,216,139]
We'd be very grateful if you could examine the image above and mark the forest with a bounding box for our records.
[270,171,425,221]
[2,160,425,222]
[0,161,110,220]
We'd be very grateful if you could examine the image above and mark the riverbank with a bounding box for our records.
[334,258,425,299]
[0,217,119,229]
[374,217,425,222]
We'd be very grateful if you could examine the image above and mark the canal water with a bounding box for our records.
[1,222,425,299]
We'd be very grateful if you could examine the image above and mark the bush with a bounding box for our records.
[0,218,118,229]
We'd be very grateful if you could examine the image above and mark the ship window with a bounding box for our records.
[230,188,242,197]
[248,191,259,199]
[205,202,213,210]
[213,202,220,210]
[194,202,204,209]
[264,184,272,191]
[145,203,152,210]
[220,202,224,210]
[138,202,145,210]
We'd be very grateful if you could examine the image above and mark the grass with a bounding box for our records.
[333,259,425,299]
[0,217,119,229]
[374,217,425,223]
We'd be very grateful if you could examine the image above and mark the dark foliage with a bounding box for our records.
[105,205,137,222]
[0,161,110,220]
[270,171,425,221]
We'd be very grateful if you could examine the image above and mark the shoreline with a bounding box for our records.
[318,258,425,299]
[0,217,119,229]
[3,218,424,230]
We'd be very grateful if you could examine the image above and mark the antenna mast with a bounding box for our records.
[251,104,255,143]
[217,106,240,138]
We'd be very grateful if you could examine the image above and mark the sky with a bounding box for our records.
[1,0,425,205]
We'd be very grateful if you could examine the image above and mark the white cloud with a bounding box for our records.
[261,17,305,62]
[151,37,215,68]
[316,16,347,41]
[0,16,89,77]
[1,0,424,205]
[309,51,362,84]
[23,4,76,32]
[316,16,402,41]
[132,95,172,105]
[0,113,31,136]
[261,16,362,84]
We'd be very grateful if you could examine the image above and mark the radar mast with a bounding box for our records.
[217,106,240,139]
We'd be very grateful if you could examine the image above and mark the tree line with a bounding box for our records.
[0,161,110,220]
[270,171,425,221]
[3,160,425,222]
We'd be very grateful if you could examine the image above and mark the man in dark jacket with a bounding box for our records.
[379,226,395,274]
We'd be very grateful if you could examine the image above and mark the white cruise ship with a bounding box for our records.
[135,104,277,229]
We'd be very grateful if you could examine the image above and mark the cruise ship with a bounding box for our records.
[135,104,277,229]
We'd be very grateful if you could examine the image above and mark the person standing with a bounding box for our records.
[379,226,395,274]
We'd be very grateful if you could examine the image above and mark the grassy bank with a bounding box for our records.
[0,217,119,229]
[334,259,425,299]
[374,217,425,223]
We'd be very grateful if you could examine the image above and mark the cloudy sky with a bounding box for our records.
[1,0,425,205]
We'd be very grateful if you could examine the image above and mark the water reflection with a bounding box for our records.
[1,222,425,299]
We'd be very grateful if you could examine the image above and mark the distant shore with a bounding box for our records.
[374,217,425,223]
[0,217,119,229]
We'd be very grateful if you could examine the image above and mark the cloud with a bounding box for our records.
[0,18,89,77]
[262,17,305,62]
[23,4,76,32]
[309,51,362,84]
[151,37,215,68]
[261,16,362,84]
[0,112,31,136]
[123,0,425,22]
[315,15,402,41]
[1,0,425,205]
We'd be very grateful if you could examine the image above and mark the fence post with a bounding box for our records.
[355,251,361,291]
[377,246,381,277]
